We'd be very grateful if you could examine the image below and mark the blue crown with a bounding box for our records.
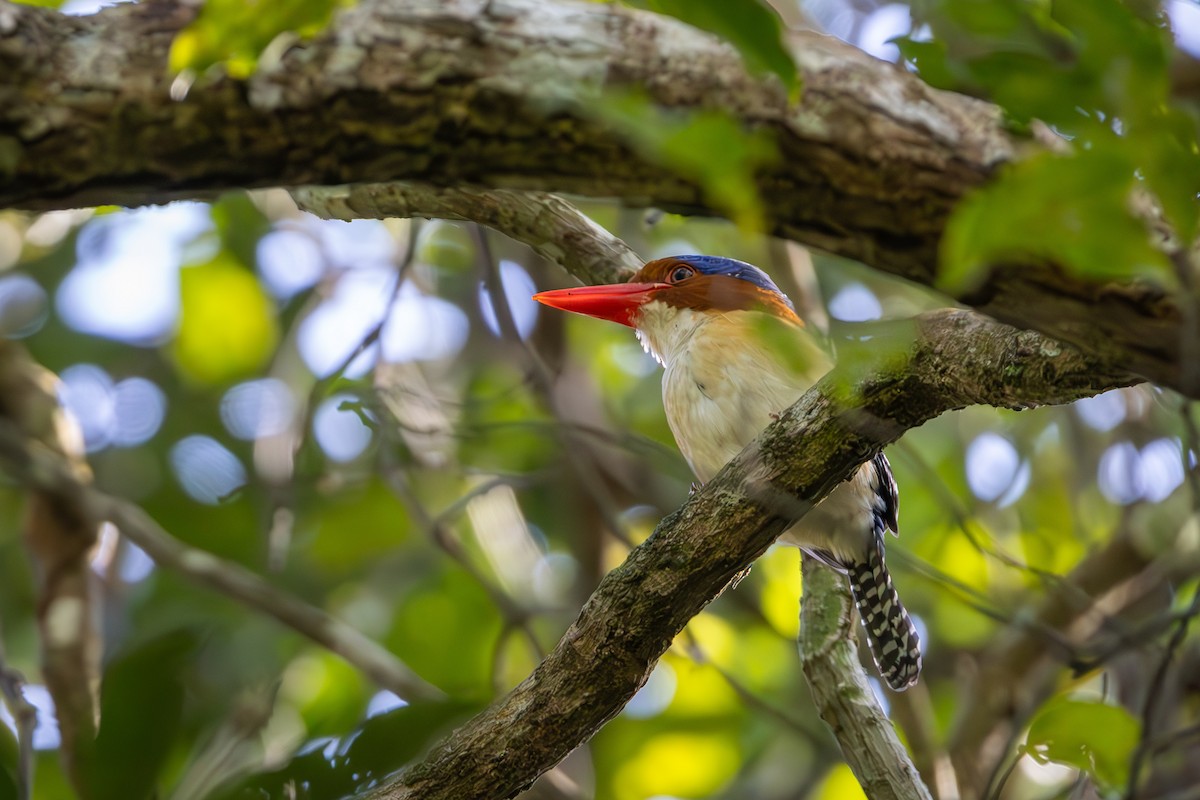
[672,255,795,310]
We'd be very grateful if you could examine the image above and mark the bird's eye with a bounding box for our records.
[669,266,694,283]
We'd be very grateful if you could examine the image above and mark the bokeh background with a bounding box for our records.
[3,0,1200,799]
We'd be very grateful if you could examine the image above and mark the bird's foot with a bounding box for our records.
[729,564,752,590]
[689,481,703,497]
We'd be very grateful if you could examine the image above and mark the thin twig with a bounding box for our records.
[0,619,36,800]
[98,496,445,701]
[1126,578,1200,796]
[378,450,546,661]
[471,225,636,548]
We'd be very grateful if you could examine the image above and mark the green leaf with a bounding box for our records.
[171,251,280,385]
[592,92,778,230]
[212,699,481,800]
[89,629,199,800]
[1024,697,1141,790]
[622,0,799,97]
[940,148,1174,293]
[170,0,355,78]
[905,0,1170,137]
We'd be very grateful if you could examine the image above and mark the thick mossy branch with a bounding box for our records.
[0,0,1188,395]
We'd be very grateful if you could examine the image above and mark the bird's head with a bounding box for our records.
[532,255,800,330]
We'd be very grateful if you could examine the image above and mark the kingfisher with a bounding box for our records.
[533,255,921,691]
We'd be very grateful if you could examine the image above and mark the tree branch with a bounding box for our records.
[0,343,98,795]
[292,184,641,285]
[361,309,1134,800]
[0,308,1140,799]
[0,0,1189,395]
[0,347,442,706]
[799,556,932,800]
[101,499,446,703]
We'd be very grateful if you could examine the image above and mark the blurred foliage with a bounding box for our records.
[0,1,1196,800]
[592,94,779,231]
[169,0,356,78]
[618,0,800,96]
[1024,696,1141,792]
[898,0,1200,287]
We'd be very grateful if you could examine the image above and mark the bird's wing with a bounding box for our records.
[871,451,900,536]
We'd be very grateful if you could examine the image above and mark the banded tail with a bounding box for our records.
[847,536,921,691]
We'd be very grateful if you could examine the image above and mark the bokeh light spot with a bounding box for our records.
[1075,390,1126,432]
[298,268,394,378]
[314,394,373,462]
[366,690,408,718]
[221,378,296,440]
[1098,442,1142,505]
[111,377,167,447]
[380,284,470,363]
[256,228,325,298]
[857,3,909,61]
[0,273,48,337]
[966,433,1020,502]
[828,282,882,322]
[170,435,247,505]
[58,364,116,452]
[1139,438,1185,503]
[479,260,539,339]
[58,203,211,344]
[624,662,677,719]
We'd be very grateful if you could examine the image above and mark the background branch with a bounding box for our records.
[799,556,932,800]
[0,376,443,705]
[0,343,98,794]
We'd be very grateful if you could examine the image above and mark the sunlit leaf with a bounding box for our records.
[593,92,778,230]
[614,731,740,799]
[816,763,867,800]
[170,0,355,78]
[172,252,280,385]
[621,0,799,97]
[1024,696,1141,790]
[940,149,1174,294]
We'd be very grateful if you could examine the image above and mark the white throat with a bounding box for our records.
[633,301,709,367]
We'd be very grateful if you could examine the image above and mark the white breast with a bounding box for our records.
[636,303,876,562]
[636,304,830,481]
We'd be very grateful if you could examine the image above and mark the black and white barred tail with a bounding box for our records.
[847,536,921,691]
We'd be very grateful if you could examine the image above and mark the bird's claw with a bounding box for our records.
[729,564,752,590]
[689,481,703,497]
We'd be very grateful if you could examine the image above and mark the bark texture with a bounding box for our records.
[0,0,1189,396]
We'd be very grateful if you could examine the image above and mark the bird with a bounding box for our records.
[533,255,921,691]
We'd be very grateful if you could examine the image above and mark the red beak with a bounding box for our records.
[532,282,667,328]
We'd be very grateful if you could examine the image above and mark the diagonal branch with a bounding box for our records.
[0,345,442,706]
[364,309,1134,799]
